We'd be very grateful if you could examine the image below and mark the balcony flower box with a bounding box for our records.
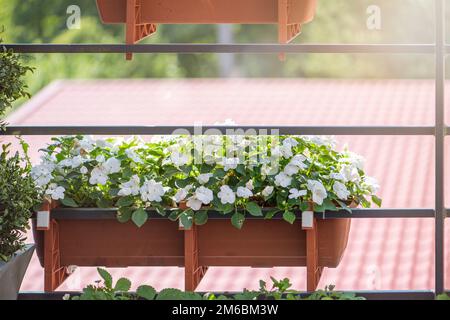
[95,0,317,59]
[31,134,380,292]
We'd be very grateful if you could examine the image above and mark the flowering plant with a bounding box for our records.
[32,135,381,229]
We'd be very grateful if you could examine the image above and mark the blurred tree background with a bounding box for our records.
[0,0,440,102]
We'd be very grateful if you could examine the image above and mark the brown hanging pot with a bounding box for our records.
[95,0,318,59]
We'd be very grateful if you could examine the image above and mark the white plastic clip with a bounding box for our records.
[302,211,314,230]
[36,210,50,230]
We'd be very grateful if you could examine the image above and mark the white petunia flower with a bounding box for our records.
[307,180,327,205]
[237,186,253,199]
[70,155,84,168]
[103,157,121,174]
[274,172,292,188]
[197,173,213,184]
[288,188,307,199]
[118,175,140,196]
[80,166,88,175]
[218,185,236,204]
[78,136,96,152]
[333,181,350,200]
[45,183,66,200]
[262,186,274,197]
[195,186,214,205]
[140,179,166,202]
[89,167,108,185]
[245,180,254,190]
[289,154,308,169]
[186,197,202,211]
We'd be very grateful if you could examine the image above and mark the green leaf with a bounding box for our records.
[114,278,131,292]
[116,196,134,207]
[194,210,208,225]
[136,285,157,300]
[245,202,262,216]
[117,207,133,223]
[265,209,280,219]
[179,211,193,229]
[283,211,296,224]
[60,197,78,208]
[97,268,113,289]
[371,195,382,207]
[231,212,245,229]
[131,208,148,227]
[96,197,112,208]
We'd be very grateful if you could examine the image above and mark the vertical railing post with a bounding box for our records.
[434,0,445,295]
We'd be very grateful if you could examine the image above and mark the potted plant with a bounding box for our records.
[0,141,41,300]
[31,134,381,292]
[0,31,37,300]
[95,0,317,59]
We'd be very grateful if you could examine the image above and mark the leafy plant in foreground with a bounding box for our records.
[67,268,366,301]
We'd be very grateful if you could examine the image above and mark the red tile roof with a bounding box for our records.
[6,79,449,292]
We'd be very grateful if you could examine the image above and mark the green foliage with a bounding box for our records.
[33,135,381,228]
[436,294,450,300]
[0,140,41,262]
[69,268,365,300]
[0,29,33,129]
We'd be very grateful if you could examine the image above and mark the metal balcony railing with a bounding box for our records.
[1,0,448,300]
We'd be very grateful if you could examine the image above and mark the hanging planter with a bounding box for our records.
[30,134,381,292]
[95,0,318,59]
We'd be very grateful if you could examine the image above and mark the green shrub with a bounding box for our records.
[0,28,33,129]
[0,140,40,262]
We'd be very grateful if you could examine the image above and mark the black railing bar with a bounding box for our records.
[2,43,436,54]
[49,208,436,220]
[17,290,438,301]
[1,125,436,136]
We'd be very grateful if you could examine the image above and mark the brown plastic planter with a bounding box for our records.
[95,0,317,59]
[33,203,350,292]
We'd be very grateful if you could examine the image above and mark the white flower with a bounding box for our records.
[245,180,254,190]
[186,197,202,211]
[80,166,88,175]
[103,157,121,174]
[62,294,71,301]
[96,155,105,163]
[288,188,307,199]
[283,137,299,148]
[195,186,214,205]
[333,181,350,200]
[218,185,235,204]
[307,136,336,148]
[222,157,240,171]
[339,165,360,183]
[307,180,327,205]
[237,186,253,199]
[126,148,143,164]
[45,183,65,200]
[274,172,292,188]
[140,179,165,202]
[262,186,274,197]
[170,151,189,167]
[70,155,84,168]
[118,175,140,196]
[363,176,380,193]
[289,155,307,169]
[345,152,365,170]
[89,167,108,185]
[271,145,292,159]
[31,163,54,187]
[283,164,299,176]
[78,136,95,152]
[197,173,213,184]
[330,172,345,181]
[174,189,188,203]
